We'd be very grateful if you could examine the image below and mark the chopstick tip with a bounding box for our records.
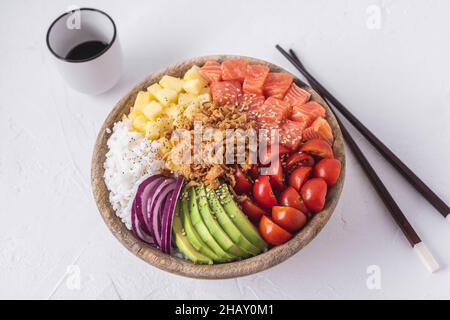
[413,242,440,273]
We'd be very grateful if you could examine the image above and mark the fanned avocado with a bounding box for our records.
[194,184,248,258]
[216,184,267,251]
[205,187,261,256]
[188,187,235,261]
[179,189,221,262]
[172,203,212,265]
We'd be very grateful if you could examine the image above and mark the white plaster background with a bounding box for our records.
[1,0,449,299]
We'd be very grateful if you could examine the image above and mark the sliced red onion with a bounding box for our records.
[149,181,176,247]
[161,176,185,253]
[160,190,175,253]
[134,174,164,236]
[146,178,175,228]
[140,177,169,235]
[131,198,153,244]
[161,191,174,253]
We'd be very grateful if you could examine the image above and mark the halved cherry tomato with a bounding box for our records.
[234,166,252,194]
[300,139,334,158]
[240,198,268,223]
[313,158,342,186]
[285,152,315,173]
[259,215,292,246]
[248,165,260,180]
[266,159,285,191]
[279,186,309,213]
[259,144,291,165]
[301,178,328,213]
[272,206,307,232]
[288,166,312,192]
[253,176,278,209]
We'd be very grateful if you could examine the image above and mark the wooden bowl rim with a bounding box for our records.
[91,55,346,279]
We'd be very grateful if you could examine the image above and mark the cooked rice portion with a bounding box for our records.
[104,118,165,228]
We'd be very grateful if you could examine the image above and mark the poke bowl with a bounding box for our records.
[91,55,345,279]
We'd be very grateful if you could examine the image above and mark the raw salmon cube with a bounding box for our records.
[288,113,311,130]
[263,96,290,115]
[279,120,306,150]
[290,108,312,126]
[238,93,265,114]
[243,64,270,95]
[257,110,285,128]
[290,101,326,125]
[222,59,248,82]
[256,97,290,127]
[284,83,311,107]
[263,72,293,99]
[199,60,222,83]
[211,81,242,106]
[302,117,334,145]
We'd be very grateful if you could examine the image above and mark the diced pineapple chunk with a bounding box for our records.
[145,121,160,140]
[158,137,172,156]
[133,91,152,113]
[156,117,173,133]
[184,104,199,120]
[128,109,141,121]
[178,93,199,109]
[142,101,164,120]
[159,75,184,93]
[165,103,181,119]
[197,92,211,104]
[132,114,148,133]
[183,65,202,81]
[147,83,162,99]
[156,88,178,106]
[183,79,206,95]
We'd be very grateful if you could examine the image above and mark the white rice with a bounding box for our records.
[103,118,165,229]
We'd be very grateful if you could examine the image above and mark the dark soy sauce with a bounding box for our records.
[65,40,108,61]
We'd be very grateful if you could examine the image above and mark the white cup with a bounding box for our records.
[46,8,122,95]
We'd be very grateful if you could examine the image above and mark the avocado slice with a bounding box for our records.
[188,187,235,261]
[206,187,261,256]
[172,204,212,264]
[179,189,221,262]
[194,184,248,258]
[216,184,267,251]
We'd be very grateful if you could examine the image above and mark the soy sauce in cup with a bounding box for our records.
[46,8,122,95]
[65,40,108,61]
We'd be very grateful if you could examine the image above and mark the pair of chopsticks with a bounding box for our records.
[276,45,448,273]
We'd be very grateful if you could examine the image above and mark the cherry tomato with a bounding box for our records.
[260,145,291,165]
[301,178,328,213]
[300,139,334,159]
[272,206,307,232]
[253,176,278,209]
[266,159,285,191]
[285,152,315,173]
[259,215,292,246]
[279,186,309,213]
[233,166,252,194]
[277,145,291,155]
[313,158,342,186]
[240,198,268,223]
[248,165,260,180]
[288,166,312,192]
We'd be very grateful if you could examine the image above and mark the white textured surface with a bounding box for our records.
[1,0,450,299]
[414,242,440,273]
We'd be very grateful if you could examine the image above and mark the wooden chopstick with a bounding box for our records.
[335,110,439,273]
[276,45,440,272]
[275,45,450,222]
